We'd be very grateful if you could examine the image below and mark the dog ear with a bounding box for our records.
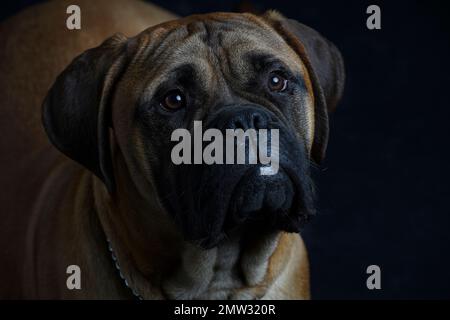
[262,11,345,164]
[42,33,130,193]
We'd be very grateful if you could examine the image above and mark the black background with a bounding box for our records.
[1,0,449,299]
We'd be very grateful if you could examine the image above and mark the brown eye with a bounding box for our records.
[268,73,288,92]
[160,89,186,110]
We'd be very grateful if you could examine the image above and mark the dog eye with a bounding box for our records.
[160,89,186,110]
[268,72,288,92]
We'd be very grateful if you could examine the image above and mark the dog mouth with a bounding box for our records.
[227,167,296,225]
[194,164,314,249]
[159,152,315,249]
[158,105,315,249]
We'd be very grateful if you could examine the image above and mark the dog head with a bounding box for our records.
[42,12,344,248]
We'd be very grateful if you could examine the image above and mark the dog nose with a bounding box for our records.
[211,105,271,131]
[227,110,268,131]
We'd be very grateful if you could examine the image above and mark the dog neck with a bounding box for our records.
[163,230,282,299]
[93,154,181,299]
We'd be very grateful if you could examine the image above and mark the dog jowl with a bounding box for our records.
[43,12,345,250]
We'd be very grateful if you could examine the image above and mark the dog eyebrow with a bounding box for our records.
[246,52,286,72]
[138,63,199,107]
[169,63,198,83]
[155,63,199,92]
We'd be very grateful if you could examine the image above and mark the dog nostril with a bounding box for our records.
[227,112,268,130]
[228,118,245,130]
[228,115,252,130]
[251,113,267,130]
[219,105,272,131]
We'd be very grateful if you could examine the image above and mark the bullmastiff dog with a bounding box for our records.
[0,0,344,299]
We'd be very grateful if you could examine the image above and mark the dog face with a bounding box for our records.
[43,12,344,248]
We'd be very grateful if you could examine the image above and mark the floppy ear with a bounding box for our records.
[262,11,345,164]
[42,33,130,193]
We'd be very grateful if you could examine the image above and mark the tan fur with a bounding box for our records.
[0,0,312,299]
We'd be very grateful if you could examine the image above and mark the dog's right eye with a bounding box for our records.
[160,89,186,111]
[268,72,288,92]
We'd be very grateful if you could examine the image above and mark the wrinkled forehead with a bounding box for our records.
[129,13,304,84]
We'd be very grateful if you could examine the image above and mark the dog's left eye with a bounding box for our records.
[160,89,186,111]
[268,72,288,92]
